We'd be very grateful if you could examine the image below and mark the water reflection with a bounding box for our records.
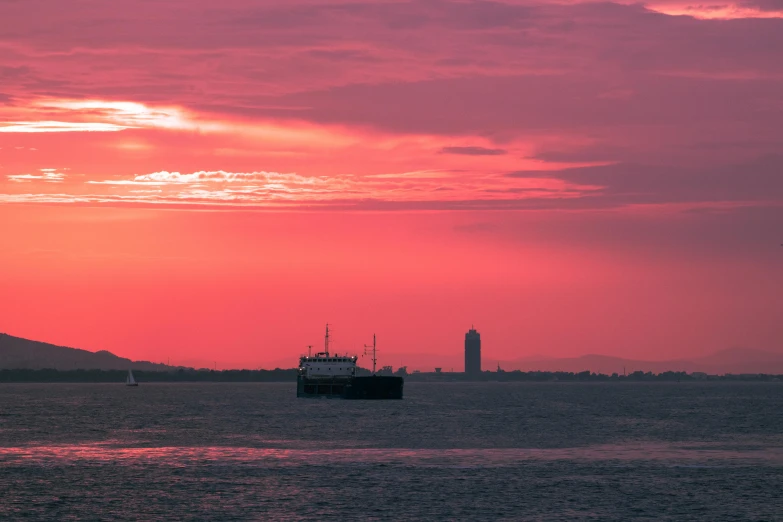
[2,442,781,467]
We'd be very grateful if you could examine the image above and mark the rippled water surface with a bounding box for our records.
[1,382,782,520]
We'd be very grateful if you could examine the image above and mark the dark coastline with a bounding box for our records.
[0,368,298,383]
[1,368,782,383]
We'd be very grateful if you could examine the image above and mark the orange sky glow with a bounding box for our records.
[1,0,782,369]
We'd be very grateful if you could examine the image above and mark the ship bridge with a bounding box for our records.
[298,354,358,380]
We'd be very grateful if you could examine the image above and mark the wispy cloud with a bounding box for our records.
[0,167,603,208]
[645,1,783,19]
[7,169,66,182]
[0,98,343,145]
[439,146,507,156]
[0,99,215,134]
[133,170,301,184]
[37,100,189,129]
[0,121,130,133]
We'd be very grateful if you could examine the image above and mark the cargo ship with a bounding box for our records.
[296,325,403,400]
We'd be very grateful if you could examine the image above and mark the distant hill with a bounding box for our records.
[691,348,783,375]
[506,348,783,375]
[381,348,783,375]
[0,333,176,371]
[508,354,698,375]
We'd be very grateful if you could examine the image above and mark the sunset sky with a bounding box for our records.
[1,0,781,369]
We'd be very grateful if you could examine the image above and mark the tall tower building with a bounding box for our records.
[464,327,481,377]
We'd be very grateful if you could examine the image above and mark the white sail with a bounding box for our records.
[126,369,137,385]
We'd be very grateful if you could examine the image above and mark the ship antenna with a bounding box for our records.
[307,345,312,357]
[364,334,377,374]
[325,323,330,357]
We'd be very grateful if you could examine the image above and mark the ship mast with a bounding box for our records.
[324,323,330,356]
[364,334,377,374]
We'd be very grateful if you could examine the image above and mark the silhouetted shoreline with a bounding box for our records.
[0,368,297,383]
[1,368,781,383]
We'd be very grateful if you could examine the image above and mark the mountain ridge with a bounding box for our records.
[0,333,177,371]
[502,348,783,375]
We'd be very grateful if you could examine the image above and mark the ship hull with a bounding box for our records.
[297,375,403,400]
[343,376,403,400]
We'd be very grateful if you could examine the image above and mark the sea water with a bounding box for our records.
[1,382,782,520]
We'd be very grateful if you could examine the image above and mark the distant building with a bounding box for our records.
[464,327,481,377]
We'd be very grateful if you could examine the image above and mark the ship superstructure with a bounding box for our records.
[296,324,403,400]
[297,324,358,396]
[298,354,357,380]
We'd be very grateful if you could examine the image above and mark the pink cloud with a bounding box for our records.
[644,0,783,19]
[0,1,781,214]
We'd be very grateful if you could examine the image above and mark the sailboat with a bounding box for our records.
[125,369,138,387]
